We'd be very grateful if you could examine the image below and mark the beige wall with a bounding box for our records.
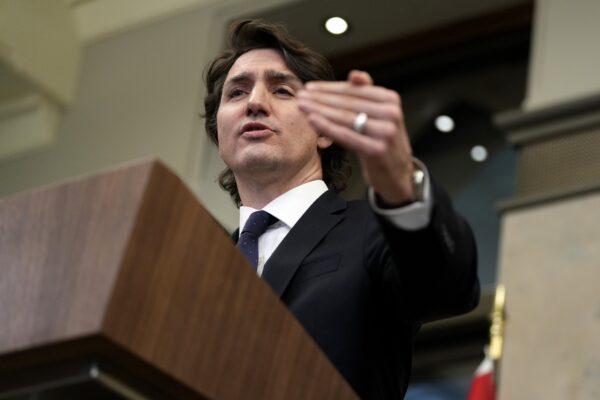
[0,0,80,105]
[497,0,600,398]
[0,0,294,231]
[497,192,600,399]
[525,0,600,108]
[0,6,213,210]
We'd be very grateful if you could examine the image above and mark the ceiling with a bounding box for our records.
[67,0,529,53]
[63,0,532,142]
[251,0,528,57]
[64,0,217,44]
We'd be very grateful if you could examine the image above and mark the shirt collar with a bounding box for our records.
[239,180,328,234]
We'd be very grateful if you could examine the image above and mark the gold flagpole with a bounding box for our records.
[489,284,506,361]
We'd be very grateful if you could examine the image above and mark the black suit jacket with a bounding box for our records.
[232,180,479,399]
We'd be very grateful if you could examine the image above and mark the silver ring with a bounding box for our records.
[353,112,368,134]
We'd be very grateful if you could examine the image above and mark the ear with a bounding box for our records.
[317,134,334,149]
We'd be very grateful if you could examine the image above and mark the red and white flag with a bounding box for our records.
[467,353,495,400]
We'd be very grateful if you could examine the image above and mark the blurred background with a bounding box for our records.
[1,1,599,399]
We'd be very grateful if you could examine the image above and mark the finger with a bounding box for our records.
[298,98,397,140]
[306,112,386,157]
[298,90,402,122]
[348,70,373,86]
[304,81,399,104]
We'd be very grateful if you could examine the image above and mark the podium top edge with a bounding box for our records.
[0,157,177,202]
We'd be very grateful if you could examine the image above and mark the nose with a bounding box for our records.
[246,84,270,117]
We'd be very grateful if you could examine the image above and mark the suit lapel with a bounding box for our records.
[261,190,347,297]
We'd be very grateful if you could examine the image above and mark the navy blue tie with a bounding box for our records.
[237,210,277,269]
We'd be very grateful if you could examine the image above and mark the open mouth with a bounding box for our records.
[240,122,275,138]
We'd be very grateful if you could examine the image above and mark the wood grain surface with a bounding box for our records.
[0,159,357,399]
[0,161,152,353]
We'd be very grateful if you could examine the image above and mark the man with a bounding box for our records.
[203,20,479,399]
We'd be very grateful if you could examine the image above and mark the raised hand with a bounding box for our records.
[298,70,415,206]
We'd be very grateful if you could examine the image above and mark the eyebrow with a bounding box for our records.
[224,69,302,88]
[265,70,302,86]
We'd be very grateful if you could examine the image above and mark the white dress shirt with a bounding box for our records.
[239,164,433,276]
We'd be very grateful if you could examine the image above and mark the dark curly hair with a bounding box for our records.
[203,19,351,207]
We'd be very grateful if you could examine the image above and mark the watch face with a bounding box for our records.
[412,165,426,202]
[413,169,425,185]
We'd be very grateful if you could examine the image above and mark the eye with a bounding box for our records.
[275,87,293,96]
[227,88,246,99]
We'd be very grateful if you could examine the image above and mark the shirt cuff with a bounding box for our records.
[368,159,433,231]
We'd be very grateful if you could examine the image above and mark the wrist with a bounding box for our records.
[375,192,414,209]
[374,163,425,209]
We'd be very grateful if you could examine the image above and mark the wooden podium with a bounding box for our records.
[0,160,357,399]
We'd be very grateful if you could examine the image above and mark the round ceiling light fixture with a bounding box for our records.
[434,115,455,133]
[471,145,488,162]
[325,17,349,35]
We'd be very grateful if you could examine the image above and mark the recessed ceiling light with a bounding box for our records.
[434,115,455,133]
[471,145,488,162]
[325,17,348,35]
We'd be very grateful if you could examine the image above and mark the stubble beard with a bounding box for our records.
[228,140,321,191]
[233,146,285,183]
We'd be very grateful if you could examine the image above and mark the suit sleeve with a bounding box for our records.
[364,177,480,324]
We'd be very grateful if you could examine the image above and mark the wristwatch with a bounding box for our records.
[374,161,426,209]
[412,163,425,202]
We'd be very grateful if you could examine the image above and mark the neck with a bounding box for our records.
[235,163,323,209]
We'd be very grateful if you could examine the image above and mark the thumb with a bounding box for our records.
[348,70,373,86]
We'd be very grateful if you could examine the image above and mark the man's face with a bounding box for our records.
[216,48,332,181]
